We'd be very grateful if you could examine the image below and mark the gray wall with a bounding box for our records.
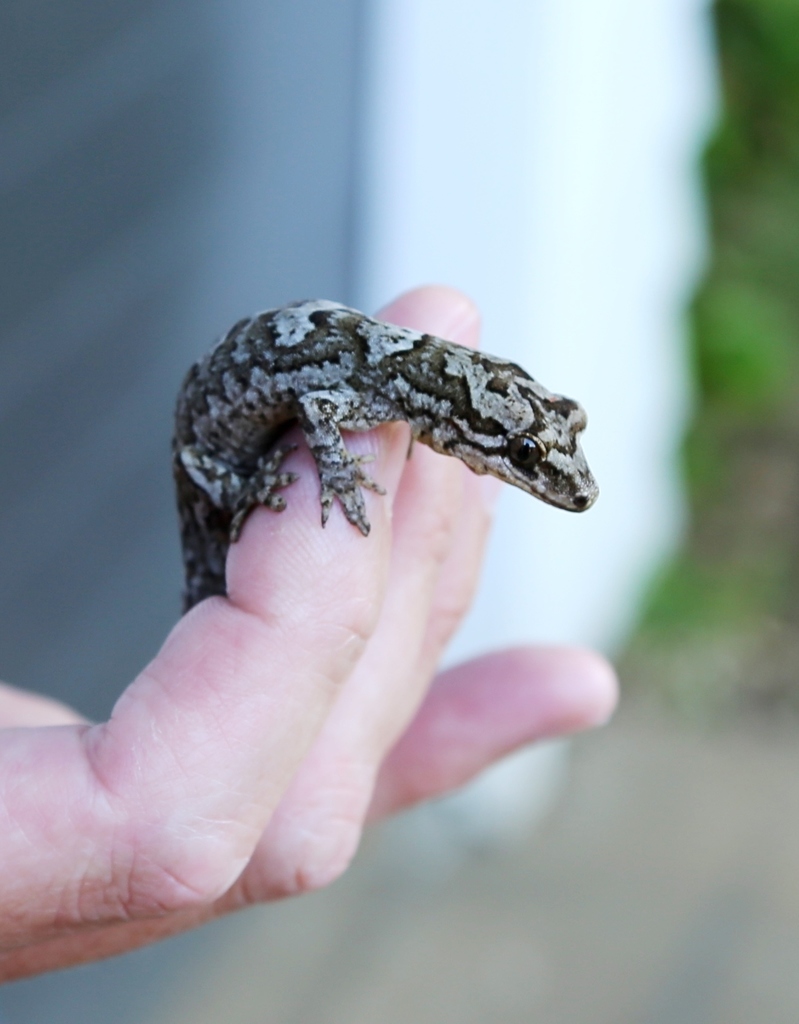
[0,0,361,1017]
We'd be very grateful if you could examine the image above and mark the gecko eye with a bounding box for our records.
[507,434,545,468]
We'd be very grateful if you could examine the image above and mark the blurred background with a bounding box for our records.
[2,0,799,1020]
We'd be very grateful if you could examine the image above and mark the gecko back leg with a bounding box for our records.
[176,442,299,608]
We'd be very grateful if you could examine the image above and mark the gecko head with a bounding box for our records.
[427,347,599,513]
[498,392,598,512]
[455,365,599,511]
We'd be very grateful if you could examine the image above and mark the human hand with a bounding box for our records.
[0,286,617,980]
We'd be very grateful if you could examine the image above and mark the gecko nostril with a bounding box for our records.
[573,494,589,510]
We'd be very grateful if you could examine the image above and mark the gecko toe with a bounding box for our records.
[360,476,386,495]
[229,507,248,542]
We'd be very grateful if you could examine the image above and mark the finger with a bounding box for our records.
[377,284,481,342]
[406,464,498,695]
[0,683,87,727]
[369,646,619,818]
[375,285,494,698]
[226,444,467,901]
[320,285,487,754]
[0,907,210,982]
[224,287,491,899]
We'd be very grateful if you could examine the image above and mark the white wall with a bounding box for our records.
[355,0,717,657]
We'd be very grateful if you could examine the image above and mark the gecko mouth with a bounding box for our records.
[567,478,599,512]
[536,473,599,513]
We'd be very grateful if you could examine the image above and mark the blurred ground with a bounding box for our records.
[620,401,799,718]
[144,702,799,1024]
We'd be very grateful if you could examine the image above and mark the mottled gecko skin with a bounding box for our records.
[174,300,598,610]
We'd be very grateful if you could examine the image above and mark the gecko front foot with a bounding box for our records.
[229,444,299,540]
[319,452,386,536]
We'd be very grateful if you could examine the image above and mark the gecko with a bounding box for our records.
[174,299,598,610]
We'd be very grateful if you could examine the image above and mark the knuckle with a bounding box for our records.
[292,841,359,895]
[100,833,243,919]
[288,820,362,896]
[269,776,370,899]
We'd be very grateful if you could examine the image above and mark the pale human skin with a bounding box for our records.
[0,286,617,981]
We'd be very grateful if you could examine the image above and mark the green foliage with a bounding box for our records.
[641,555,782,636]
[623,0,799,714]
[708,0,799,189]
[693,280,795,413]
